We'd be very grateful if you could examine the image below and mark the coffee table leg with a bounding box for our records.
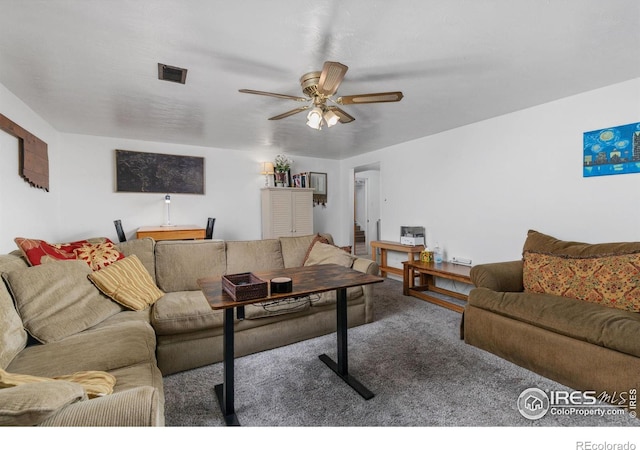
[214,307,240,426]
[319,287,374,400]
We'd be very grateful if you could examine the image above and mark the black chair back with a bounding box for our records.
[205,217,216,239]
[114,219,126,242]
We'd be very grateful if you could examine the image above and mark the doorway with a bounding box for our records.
[354,178,368,256]
[353,163,380,257]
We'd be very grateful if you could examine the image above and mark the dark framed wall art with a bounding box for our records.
[115,149,205,194]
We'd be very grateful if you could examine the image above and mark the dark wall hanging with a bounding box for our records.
[0,113,49,191]
[115,149,205,194]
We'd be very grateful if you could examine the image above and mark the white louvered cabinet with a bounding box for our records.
[261,188,313,239]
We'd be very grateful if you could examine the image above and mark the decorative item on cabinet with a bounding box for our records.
[260,162,274,187]
[274,154,293,188]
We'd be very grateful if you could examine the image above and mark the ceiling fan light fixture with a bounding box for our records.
[306,107,323,130]
[323,110,340,127]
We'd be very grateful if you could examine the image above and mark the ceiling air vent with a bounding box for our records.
[158,63,187,84]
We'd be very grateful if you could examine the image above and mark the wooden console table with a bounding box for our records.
[402,260,472,313]
[370,240,425,278]
[136,225,206,241]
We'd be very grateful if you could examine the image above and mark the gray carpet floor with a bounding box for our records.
[163,278,637,427]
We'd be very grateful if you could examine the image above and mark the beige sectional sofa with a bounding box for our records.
[0,233,378,426]
[463,230,640,408]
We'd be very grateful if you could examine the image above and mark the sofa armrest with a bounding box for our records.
[351,257,379,323]
[470,260,523,292]
[352,257,379,276]
[39,386,164,427]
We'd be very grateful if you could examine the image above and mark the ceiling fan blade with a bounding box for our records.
[268,106,310,120]
[336,91,404,105]
[239,89,308,102]
[317,61,348,96]
[327,106,355,124]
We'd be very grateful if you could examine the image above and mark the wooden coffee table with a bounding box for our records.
[198,263,384,426]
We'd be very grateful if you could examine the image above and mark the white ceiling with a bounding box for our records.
[1,0,639,160]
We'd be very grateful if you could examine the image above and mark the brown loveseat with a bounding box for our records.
[0,233,378,426]
[463,230,640,408]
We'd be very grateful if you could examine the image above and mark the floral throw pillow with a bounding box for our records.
[523,251,640,312]
[14,237,123,270]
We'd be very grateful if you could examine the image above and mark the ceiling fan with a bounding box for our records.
[239,61,403,130]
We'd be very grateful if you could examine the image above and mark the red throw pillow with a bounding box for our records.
[14,237,124,270]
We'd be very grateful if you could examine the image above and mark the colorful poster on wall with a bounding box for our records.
[583,121,640,177]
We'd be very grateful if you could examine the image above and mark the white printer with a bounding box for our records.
[400,226,425,246]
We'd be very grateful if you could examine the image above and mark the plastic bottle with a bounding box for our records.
[434,243,443,264]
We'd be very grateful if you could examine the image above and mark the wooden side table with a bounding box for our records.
[402,260,472,313]
[370,240,425,278]
[136,225,206,241]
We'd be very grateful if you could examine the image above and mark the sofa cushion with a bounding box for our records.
[226,239,284,274]
[152,290,223,335]
[469,287,640,359]
[523,229,640,257]
[0,368,116,399]
[7,320,157,376]
[0,284,27,371]
[0,380,86,426]
[14,237,123,269]
[0,254,30,370]
[309,286,363,308]
[0,252,29,273]
[115,238,156,283]
[88,255,164,311]
[302,234,331,265]
[155,240,226,292]
[280,234,320,268]
[243,297,310,319]
[303,242,355,268]
[2,260,122,343]
[523,251,640,312]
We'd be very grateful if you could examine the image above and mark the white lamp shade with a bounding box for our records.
[261,161,274,175]
[324,110,339,127]
[306,107,323,130]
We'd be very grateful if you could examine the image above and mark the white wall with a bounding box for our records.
[0,80,344,252]
[342,78,640,266]
[0,83,61,253]
[3,77,639,259]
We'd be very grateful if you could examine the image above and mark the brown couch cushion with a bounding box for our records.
[522,230,640,312]
[469,287,640,359]
[523,251,640,312]
[523,229,640,257]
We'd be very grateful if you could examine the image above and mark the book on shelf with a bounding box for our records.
[291,172,310,188]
